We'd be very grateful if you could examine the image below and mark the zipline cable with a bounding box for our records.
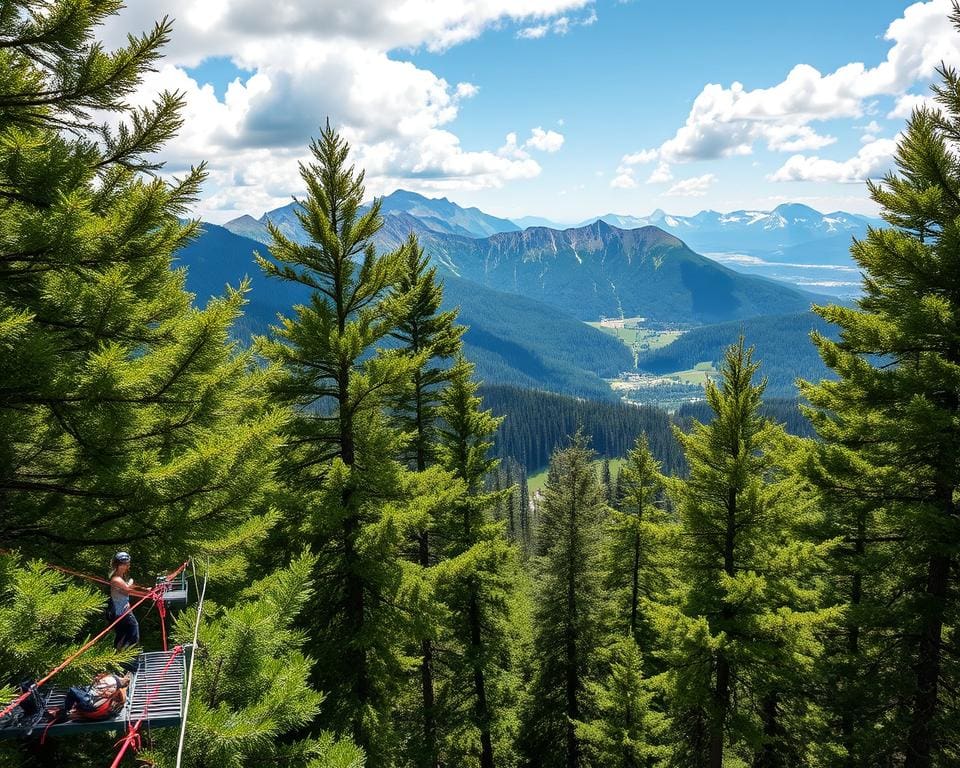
[0,561,189,721]
[174,558,208,768]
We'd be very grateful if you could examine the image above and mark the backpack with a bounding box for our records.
[0,681,41,728]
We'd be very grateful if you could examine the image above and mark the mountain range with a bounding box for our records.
[579,203,880,262]
[224,190,877,263]
[176,223,634,399]
[224,195,823,323]
[224,190,875,300]
[185,190,861,400]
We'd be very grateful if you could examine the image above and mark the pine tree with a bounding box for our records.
[575,638,669,768]
[150,554,363,768]
[0,0,282,578]
[602,459,613,506]
[800,15,960,763]
[662,339,835,767]
[390,232,463,472]
[607,434,671,664]
[388,237,463,768]
[520,433,608,768]
[256,122,419,762]
[434,356,523,768]
[0,4,319,767]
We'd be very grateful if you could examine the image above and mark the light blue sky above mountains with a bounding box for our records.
[102,0,957,224]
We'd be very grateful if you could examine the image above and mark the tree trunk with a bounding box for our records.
[566,495,580,768]
[469,587,495,768]
[339,364,369,750]
[630,524,641,641]
[419,529,438,768]
[709,656,730,768]
[842,511,865,768]
[904,549,951,767]
[753,692,781,768]
[709,487,738,768]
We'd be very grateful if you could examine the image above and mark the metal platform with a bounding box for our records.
[157,572,189,608]
[0,650,185,739]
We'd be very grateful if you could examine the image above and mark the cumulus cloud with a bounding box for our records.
[98,0,586,219]
[622,149,658,165]
[614,0,958,176]
[526,127,565,152]
[887,92,939,118]
[665,173,716,196]
[609,148,660,188]
[610,172,637,189]
[768,138,898,183]
[646,162,673,184]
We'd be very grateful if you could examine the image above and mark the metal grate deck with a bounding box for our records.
[0,650,185,739]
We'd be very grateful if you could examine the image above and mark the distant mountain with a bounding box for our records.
[512,215,572,230]
[581,203,880,265]
[230,210,823,323]
[367,219,823,324]
[375,189,520,238]
[176,223,631,399]
[577,212,650,230]
[223,189,520,244]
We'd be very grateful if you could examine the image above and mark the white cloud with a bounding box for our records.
[105,0,596,57]
[887,92,938,118]
[768,137,898,183]
[666,173,716,196]
[98,0,589,220]
[763,125,836,153]
[517,24,549,39]
[622,149,658,165]
[516,8,597,39]
[615,0,958,173]
[646,162,673,184]
[609,148,660,189]
[526,127,565,152]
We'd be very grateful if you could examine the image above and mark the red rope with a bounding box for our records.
[44,564,112,588]
[109,646,184,768]
[0,561,188,721]
[156,597,168,653]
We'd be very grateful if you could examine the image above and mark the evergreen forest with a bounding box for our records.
[3,3,960,768]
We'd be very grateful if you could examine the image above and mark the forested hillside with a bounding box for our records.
[480,385,685,474]
[637,311,839,396]
[4,4,960,768]
[178,224,630,399]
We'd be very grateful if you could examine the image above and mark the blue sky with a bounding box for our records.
[103,0,957,223]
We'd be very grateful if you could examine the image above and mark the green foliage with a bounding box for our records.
[799,17,960,763]
[256,122,420,764]
[662,339,837,766]
[520,433,608,768]
[389,233,464,471]
[606,435,672,665]
[433,356,525,768]
[0,0,284,579]
[0,4,350,767]
[575,638,669,768]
